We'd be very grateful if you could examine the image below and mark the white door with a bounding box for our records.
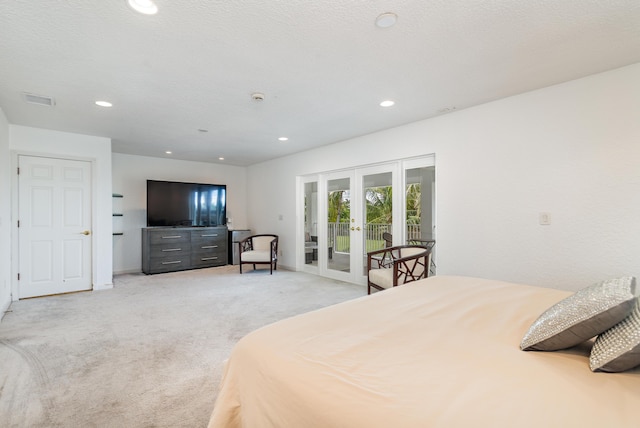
[18,155,92,298]
[319,165,397,285]
[322,170,359,283]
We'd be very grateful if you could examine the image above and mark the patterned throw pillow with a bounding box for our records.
[590,298,640,372]
[520,277,636,351]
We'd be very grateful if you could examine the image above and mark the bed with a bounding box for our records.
[208,276,640,428]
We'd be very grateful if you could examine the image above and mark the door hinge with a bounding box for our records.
[17,273,20,281]
[17,167,20,175]
[17,220,20,228]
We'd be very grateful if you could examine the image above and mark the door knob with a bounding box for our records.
[81,230,91,235]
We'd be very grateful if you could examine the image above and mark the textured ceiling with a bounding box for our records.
[0,1,639,166]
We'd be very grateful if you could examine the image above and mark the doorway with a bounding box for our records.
[18,155,93,298]
[298,156,434,284]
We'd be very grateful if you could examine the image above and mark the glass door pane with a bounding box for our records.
[327,176,351,274]
[362,171,393,276]
[303,181,318,267]
[405,165,436,273]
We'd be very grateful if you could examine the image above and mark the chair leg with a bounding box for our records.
[239,263,243,274]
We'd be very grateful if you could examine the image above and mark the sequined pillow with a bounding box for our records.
[589,298,640,372]
[520,277,636,351]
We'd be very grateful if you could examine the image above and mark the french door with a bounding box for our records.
[298,156,435,285]
[301,164,398,285]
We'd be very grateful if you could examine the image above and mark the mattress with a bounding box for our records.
[208,276,640,427]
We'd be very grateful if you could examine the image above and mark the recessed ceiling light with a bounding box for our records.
[165,151,172,154]
[95,100,113,107]
[127,0,158,15]
[219,157,225,161]
[375,12,397,28]
[278,137,288,141]
[380,100,395,107]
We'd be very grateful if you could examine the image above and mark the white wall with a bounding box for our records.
[111,153,248,274]
[247,63,640,291]
[0,108,11,315]
[9,125,113,294]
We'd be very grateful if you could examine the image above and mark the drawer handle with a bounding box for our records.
[201,257,218,261]
[201,234,218,237]
[201,245,218,249]
[161,235,182,239]
[161,260,182,265]
[162,248,182,252]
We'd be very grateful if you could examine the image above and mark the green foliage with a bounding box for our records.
[328,190,350,223]
[328,183,421,225]
[365,186,392,224]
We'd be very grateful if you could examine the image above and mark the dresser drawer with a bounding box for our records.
[191,251,226,267]
[191,240,227,254]
[148,256,191,273]
[191,229,224,242]
[148,231,190,245]
[149,242,190,258]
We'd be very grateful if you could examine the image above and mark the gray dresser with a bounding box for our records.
[142,226,228,274]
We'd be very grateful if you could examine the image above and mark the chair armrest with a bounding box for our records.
[367,248,397,270]
[238,237,253,253]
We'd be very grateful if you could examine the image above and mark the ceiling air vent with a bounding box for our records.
[22,92,56,107]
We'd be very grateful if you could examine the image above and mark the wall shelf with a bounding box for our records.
[113,193,124,235]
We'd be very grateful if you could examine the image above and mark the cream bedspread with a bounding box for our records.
[209,276,640,428]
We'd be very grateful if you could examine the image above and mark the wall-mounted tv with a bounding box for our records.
[147,180,227,227]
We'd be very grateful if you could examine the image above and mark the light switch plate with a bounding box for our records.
[539,212,551,225]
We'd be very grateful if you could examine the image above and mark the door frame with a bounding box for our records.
[11,150,98,300]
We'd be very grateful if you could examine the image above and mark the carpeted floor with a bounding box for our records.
[0,265,365,427]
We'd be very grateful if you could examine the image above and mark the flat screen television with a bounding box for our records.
[146,180,227,227]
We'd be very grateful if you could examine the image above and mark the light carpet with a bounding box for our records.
[0,265,365,427]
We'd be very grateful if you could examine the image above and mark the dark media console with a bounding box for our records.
[142,226,228,274]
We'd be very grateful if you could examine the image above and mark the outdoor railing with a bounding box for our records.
[328,223,422,254]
